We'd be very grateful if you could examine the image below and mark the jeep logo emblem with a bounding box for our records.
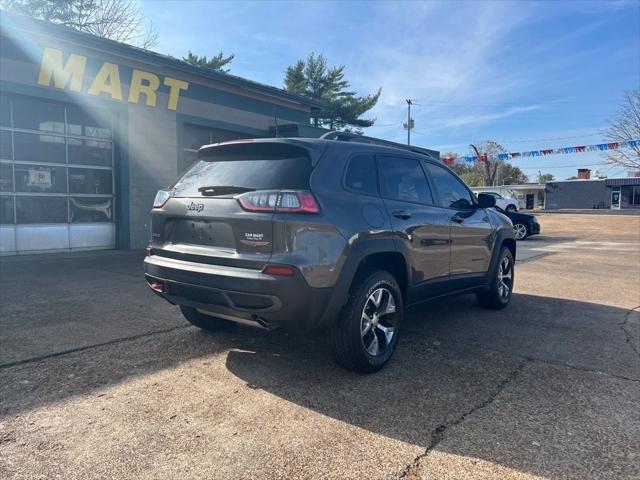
[187,201,204,212]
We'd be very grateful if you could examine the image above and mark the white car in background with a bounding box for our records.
[481,192,519,212]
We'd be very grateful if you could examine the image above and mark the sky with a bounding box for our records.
[140,0,640,181]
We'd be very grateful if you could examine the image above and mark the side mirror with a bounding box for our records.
[477,193,496,209]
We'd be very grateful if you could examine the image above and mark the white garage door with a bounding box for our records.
[0,94,116,254]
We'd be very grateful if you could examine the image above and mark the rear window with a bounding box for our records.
[171,143,312,197]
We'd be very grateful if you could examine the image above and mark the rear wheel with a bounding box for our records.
[329,270,403,373]
[477,247,514,310]
[506,204,517,212]
[513,222,528,240]
[180,306,236,331]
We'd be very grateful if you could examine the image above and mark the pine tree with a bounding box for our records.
[284,53,381,132]
[182,51,235,73]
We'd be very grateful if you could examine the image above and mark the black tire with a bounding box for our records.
[477,247,514,310]
[180,306,236,331]
[329,270,404,373]
[506,204,517,212]
[513,222,529,240]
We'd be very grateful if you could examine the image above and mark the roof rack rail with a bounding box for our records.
[319,131,439,159]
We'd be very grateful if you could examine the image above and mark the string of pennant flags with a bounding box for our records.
[440,139,639,165]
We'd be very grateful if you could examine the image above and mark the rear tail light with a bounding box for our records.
[153,190,171,208]
[262,264,295,277]
[237,190,319,213]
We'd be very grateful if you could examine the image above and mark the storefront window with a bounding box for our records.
[0,95,116,234]
[0,95,10,127]
[0,130,11,160]
[0,163,13,192]
[14,132,66,164]
[67,106,112,139]
[0,195,14,224]
[15,164,67,193]
[68,138,113,166]
[69,167,113,194]
[16,196,68,223]
[12,97,65,133]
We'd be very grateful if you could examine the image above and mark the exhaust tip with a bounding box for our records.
[148,280,165,293]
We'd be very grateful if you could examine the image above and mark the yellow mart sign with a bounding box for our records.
[37,47,189,111]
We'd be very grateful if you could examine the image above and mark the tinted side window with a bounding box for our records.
[344,154,378,195]
[425,162,474,209]
[379,156,433,204]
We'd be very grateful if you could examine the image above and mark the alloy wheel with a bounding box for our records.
[497,256,513,299]
[514,223,527,240]
[360,287,397,356]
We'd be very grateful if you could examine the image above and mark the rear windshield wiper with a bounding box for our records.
[197,185,256,196]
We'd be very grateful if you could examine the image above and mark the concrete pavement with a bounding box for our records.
[0,214,638,479]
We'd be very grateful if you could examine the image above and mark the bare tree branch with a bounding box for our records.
[1,0,158,49]
[605,90,640,171]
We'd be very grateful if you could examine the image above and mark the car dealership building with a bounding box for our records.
[0,14,324,254]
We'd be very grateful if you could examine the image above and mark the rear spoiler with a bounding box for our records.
[320,131,439,160]
[198,138,328,166]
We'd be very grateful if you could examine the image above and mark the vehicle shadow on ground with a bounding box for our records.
[519,234,576,243]
[222,293,638,479]
[1,293,637,479]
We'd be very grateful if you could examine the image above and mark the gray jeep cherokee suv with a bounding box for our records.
[144,134,515,373]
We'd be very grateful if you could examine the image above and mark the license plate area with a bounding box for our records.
[172,219,235,248]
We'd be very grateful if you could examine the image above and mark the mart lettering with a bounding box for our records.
[37,47,189,111]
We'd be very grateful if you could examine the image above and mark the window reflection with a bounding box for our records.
[69,168,112,194]
[69,138,112,166]
[67,106,112,139]
[70,197,113,222]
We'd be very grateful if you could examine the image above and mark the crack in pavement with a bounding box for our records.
[398,359,529,479]
[619,305,640,359]
[404,328,640,383]
[0,325,191,370]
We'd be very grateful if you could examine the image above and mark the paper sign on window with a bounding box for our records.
[27,169,52,188]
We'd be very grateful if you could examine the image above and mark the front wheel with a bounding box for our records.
[180,306,236,331]
[477,247,514,309]
[329,270,404,373]
[513,222,528,240]
[506,204,517,212]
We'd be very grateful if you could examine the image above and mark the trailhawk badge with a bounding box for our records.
[240,232,270,247]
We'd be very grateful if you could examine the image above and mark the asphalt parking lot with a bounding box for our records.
[1,214,639,480]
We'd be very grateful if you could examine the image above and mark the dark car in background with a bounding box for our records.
[495,206,540,240]
[144,134,516,373]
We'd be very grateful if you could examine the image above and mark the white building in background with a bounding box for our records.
[470,184,546,210]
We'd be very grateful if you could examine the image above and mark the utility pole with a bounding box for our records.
[404,99,414,145]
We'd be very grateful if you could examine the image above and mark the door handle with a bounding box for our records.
[451,215,464,223]
[392,210,412,220]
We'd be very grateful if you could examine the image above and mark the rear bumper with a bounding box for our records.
[144,255,332,333]
[530,222,540,235]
